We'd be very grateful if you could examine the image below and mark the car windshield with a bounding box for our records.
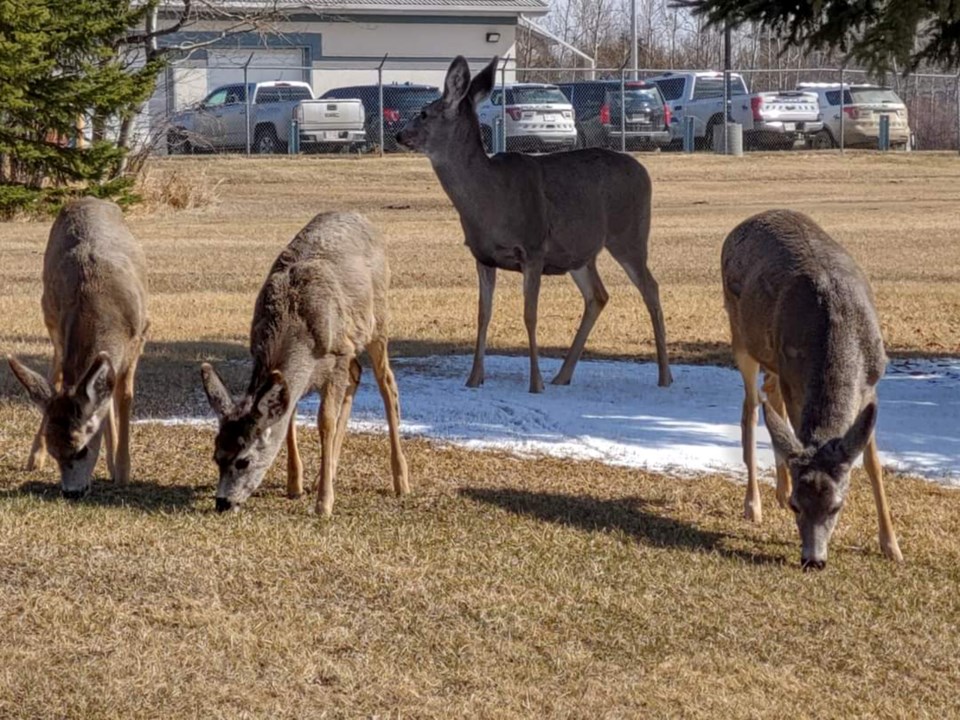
[384,89,441,109]
[850,88,902,105]
[692,76,748,100]
[510,87,568,105]
[609,87,662,107]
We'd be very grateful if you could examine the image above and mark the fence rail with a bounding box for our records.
[134,60,960,158]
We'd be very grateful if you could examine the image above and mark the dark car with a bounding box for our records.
[557,80,671,150]
[320,82,441,152]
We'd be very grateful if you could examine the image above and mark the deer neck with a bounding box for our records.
[797,341,865,445]
[249,342,316,403]
[430,135,498,223]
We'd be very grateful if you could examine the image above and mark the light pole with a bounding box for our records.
[630,0,638,80]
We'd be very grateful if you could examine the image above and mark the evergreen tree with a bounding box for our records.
[0,0,160,189]
[676,0,960,75]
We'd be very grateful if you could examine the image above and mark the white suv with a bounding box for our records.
[476,83,577,153]
[797,83,910,149]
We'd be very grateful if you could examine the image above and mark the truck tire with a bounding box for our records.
[701,114,723,151]
[809,129,836,150]
[254,125,282,154]
[167,130,192,155]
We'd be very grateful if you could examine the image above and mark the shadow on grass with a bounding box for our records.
[460,487,785,566]
[3,479,207,513]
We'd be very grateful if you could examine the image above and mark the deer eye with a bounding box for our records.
[235,458,250,471]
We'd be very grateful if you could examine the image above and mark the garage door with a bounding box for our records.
[206,48,308,90]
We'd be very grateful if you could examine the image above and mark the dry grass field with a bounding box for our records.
[1,152,959,718]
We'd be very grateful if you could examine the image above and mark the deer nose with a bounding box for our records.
[61,487,89,501]
[215,497,234,513]
[801,558,827,572]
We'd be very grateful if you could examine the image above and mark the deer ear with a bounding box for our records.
[254,370,290,426]
[8,356,53,409]
[200,363,235,420]
[468,56,498,105]
[762,402,802,460]
[838,403,877,464]
[78,352,115,410]
[442,55,471,108]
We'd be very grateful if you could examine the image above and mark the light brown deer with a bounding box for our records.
[8,197,148,498]
[721,209,901,570]
[200,211,409,516]
[397,56,671,393]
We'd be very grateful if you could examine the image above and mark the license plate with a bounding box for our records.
[629,114,649,123]
[783,122,795,131]
[543,114,557,122]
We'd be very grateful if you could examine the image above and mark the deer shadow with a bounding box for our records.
[2,478,208,513]
[460,486,785,566]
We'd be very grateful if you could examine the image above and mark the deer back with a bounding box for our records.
[722,209,886,441]
[42,197,148,386]
[249,212,386,386]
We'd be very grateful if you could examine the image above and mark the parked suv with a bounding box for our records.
[796,83,910,149]
[476,83,577,153]
[557,80,671,150]
[320,82,441,152]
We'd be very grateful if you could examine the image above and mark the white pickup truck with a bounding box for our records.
[647,71,823,150]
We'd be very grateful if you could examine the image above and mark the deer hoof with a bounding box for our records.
[550,374,571,386]
[529,379,544,394]
[465,375,484,388]
[658,371,674,387]
[743,502,762,524]
[881,537,904,562]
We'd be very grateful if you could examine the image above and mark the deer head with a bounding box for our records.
[200,363,291,512]
[8,353,115,497]
[763,402,878,570]
[396,55,497,159]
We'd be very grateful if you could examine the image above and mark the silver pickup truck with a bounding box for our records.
[168,81,315,154]
[647,71,823,150]
[294,98,366,152]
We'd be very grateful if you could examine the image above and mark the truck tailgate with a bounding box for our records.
[755,91,820,122]
[298,99,365,130]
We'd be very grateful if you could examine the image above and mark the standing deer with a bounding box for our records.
[200,211,409,515]
[397,56,672,393]
[721,209,902,569]
[8,197,148,498]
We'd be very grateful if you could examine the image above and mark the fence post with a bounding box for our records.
[377,54,387,158]
[243,53,254,156]
[955,71,959,154]
[838,66,845,154]
[500,58,507,153]
[620,67,626,153]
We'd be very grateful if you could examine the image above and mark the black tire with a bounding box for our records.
[701,114,722,151]
[809,129,836,150]
[254,125,281,155]
[167,131,191,155]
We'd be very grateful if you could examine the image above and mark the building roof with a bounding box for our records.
[178,0,549,17]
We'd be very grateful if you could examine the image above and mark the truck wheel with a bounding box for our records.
[809,129,835,150]
[254,126,281,154]
[701,115,723,151]
[167,131,191,155]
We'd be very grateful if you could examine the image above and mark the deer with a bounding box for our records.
[200,211,409,516]
[721,209,902,570]
[397,56,672,394]
[7,197,149,498]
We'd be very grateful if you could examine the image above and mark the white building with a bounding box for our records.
[153,0,549,112]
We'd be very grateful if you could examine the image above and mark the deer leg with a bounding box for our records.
[315,380,346,518]
[552,260,608,386]
[863,433,903,562]
[737,353,762,523]
[330,357,361,480]
[368,338,409,497]
[26,348,62,471]
[467,262,496,388]
[113,347,141,484]
[522,263,545,394]
[286,415,304,499]
[762,372,792,509]
[616,260,672,387]
[104,398,118,480]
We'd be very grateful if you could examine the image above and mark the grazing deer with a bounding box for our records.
[397,56,671,393]
[721,209,901,569]
[200,211,409,515]
[8,197,148,498]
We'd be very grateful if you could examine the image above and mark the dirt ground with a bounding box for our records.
[0,152,958,718]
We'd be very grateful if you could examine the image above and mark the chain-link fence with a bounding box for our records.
[137,58,960,158]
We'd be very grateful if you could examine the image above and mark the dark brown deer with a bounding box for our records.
[397,56,671,393]
[721,209,901,569]
[200,211,409,516]
[8,197,148,498]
